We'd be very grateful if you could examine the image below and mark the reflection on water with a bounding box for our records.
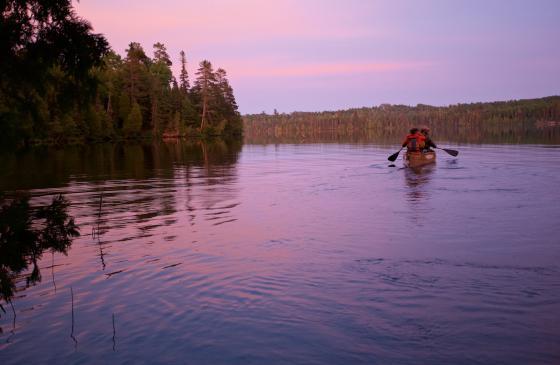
[404,165,435,203]
[0,139,242,192]
[0,141,560,364]
[403,165,435,225]
[0,195,79,335]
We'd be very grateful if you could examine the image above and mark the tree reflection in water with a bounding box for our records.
[0,194,79,330]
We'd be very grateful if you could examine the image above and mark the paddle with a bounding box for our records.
[436,147,459,157]
[388,147,403,162]
[387,147,404,162]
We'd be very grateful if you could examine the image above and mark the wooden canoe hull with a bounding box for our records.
[404,151,436,168]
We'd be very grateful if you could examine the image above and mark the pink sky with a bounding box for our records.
[74,0,560,113]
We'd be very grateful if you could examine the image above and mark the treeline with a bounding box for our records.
[96,44,243,140]
[244,97,560,144]
[0,0,242,148]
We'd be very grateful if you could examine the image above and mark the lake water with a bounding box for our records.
[1,141,559,364]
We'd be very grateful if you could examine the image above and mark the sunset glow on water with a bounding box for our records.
[1,142,559,364]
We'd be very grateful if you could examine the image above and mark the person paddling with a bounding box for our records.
[388,127,459,163]
[420,126,437,152]
[401,128,426,152]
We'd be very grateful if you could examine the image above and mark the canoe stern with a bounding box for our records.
[404,151,436,167]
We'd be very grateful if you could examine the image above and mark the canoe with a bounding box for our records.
[404,151,436,168]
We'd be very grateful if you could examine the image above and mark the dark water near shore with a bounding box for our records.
[1,140,560,364]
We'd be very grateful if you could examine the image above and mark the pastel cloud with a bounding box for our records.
[74,0,396,56]
[227,61,433,78]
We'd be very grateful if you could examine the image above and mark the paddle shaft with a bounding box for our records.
[435,147,459,157]
[388,147,404,162]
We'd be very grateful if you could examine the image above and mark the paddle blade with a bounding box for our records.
[443,148,459,157]
[388,151,401,162]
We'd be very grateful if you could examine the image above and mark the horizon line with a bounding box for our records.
[242,95,560,116]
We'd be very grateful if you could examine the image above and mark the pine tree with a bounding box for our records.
[123,42,151,130]
[124,42,150,100]
[215,68,242,136]
[179,50,190,93]
[0,0,108,146]
[150,42,174,135]
[117,92,131,127]
[97,50,123,127]
[193,60,216,131]
[153,42,172,66]
[124,101,143,136]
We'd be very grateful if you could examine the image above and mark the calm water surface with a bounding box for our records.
[1,141,559,364]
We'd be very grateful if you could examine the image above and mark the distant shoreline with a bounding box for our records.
[243,96,560,145]
[244,95,560,117]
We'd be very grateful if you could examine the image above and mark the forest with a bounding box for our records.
[243,97,560,144]
[0,0,243,148]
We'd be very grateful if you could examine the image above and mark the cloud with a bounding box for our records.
[74,0,386,48]
[226,60,434,78]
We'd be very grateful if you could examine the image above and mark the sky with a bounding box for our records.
[74,0,560,114]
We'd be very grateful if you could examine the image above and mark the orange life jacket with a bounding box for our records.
[402,133,426,151]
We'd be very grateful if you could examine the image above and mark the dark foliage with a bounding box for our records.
[0,194,79,306]
[1,0,109,145]
[0,1,242,147]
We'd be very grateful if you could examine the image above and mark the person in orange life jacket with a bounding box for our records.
[401,128,426,152]
[420,126,437,152]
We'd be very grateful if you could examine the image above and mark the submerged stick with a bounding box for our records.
[92,192,106,270]
[51,251,57,293]
[91,192,104,239]
[10,300,15,324]
[98,192,103,219]
[112,313,116,351]
[70,287,77,349]
[6,300,16,343]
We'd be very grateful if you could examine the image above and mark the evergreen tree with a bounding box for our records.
[179,50,190,93]
[85,104,102,138]
[150,42,173,135]
[215,68,242,136]
[0,0,108,145]
[193,60,217,131]
[97,50,123,129]
[123,101,142,136]
[0,1,243,146]
[123,42,151,128]
[117,92,131,128]
[153,42,172,66]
